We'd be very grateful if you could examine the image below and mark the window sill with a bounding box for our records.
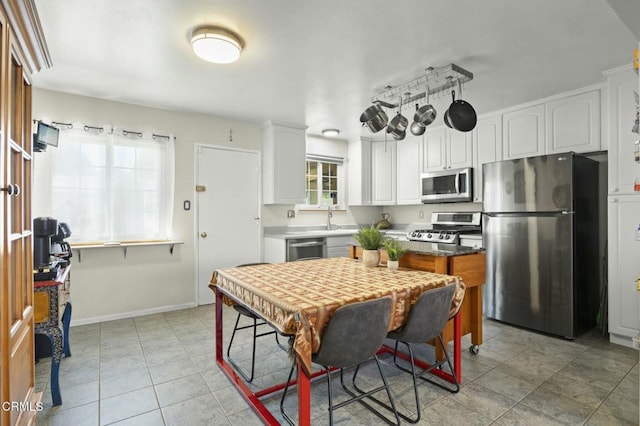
[70,240,183,262]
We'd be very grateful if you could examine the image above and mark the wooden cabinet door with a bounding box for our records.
[2,42,37,426]
[447,129,473,170]
[502,104,545,160]
[545,89,601,154]
[607,195,640,346]
[371,140,396,205]
[472,115,503,203]
[422,126,446,172]
[396,135,422,205]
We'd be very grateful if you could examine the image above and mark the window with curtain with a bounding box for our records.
[303,155,344,208]
[46,124,175,243]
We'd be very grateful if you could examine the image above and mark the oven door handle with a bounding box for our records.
[455,172,460,194]
[288,241,326,248]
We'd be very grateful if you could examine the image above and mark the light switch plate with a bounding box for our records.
[287,210,295,218]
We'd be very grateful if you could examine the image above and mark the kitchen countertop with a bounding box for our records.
[264,227,409,239]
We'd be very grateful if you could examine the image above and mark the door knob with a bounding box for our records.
[200,232,207,238]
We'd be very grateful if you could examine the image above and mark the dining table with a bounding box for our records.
[209,257,466,425]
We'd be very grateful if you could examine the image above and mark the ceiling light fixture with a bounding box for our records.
[191,26,244,64]
[322,129,340,137]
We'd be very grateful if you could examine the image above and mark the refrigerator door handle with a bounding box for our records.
[455,172,460,194]
[561,211,575,215]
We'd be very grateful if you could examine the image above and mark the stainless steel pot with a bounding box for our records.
[359,104,388,133]
[410,104,426,136]
[386,97,407,140]
[414,89,436,126]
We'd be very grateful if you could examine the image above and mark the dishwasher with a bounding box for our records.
[286,237,327,261]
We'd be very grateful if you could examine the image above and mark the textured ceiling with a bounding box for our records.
[32,0,638,141]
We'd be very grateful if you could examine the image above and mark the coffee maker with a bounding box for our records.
[33,217,72,281]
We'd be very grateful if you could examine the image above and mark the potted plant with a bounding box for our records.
[353,225,384,267]
[382,238,407,270]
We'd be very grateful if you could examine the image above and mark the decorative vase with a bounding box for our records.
[387,260,399,270]
[362,249,380,268]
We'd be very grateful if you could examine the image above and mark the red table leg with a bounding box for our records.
[297,359,311,426]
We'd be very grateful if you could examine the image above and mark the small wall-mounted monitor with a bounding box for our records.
[33,121,59,152]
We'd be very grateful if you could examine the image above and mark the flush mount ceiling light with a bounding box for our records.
[322,129,340,137]
[191,26,244,64]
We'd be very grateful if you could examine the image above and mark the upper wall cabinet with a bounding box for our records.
[347,138,372,206]
[423,127,472,172]
[396,135,422,205]
[545,90,601,154]
[262,121,307,204]
[371,140,397,205]
[605,66,638,195]
[472,114,503,203]
[502,104,545,160]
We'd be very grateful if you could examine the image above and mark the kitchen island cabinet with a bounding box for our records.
[349,245,486,359]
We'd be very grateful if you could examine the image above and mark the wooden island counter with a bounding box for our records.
[349,243,486,357]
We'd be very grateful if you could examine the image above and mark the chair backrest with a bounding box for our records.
[391,284,456,344]
[313,296,392,368]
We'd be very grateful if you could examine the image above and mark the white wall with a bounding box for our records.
[383,202,483,227]
[31,89,378,323]
[32,88,263,324]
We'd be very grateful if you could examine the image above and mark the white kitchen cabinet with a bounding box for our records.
[371,140,397,205]
[396,135,423,205]
[472,114,503,203]
[502,104,545,160]
[264,237,286,263]
[607,195,640,348]
[327,235,355,258]
[423,127,446,171]
[423,126,472,172]
[262,121,307,204]
[605,66,638,195]
[347,138,372,206]
[545,89,601,154]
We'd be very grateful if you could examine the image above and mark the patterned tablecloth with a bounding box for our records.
[210,257,465,374]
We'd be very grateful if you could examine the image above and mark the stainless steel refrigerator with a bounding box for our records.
[483,153,599,338]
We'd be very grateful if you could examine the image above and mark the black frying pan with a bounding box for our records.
[447,89,477,132]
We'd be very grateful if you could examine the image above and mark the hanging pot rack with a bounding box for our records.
[370,63,473,109]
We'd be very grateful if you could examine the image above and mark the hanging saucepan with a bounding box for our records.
[447,81,477,132]
[386,97,407,141]
[410,104,426,136]
[444,108,453,129]
[414,87,437,126]
[359,103,388,133]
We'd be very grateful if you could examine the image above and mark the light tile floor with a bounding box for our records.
[35,304,639,425]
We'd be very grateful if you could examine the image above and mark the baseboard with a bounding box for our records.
[609,332,638,349]
[69,302,198,326]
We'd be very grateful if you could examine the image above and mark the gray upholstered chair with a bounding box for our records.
[226,263,288,382]
[280,296,400,426]
[377,284,458,423]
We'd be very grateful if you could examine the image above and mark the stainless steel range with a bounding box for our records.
[407,212,482,244]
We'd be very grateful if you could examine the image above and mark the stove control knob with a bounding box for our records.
[439,234,444,239]
[427,233,433,239]
[416,232,422,238]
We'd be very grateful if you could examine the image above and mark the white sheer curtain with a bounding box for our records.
[47,123,175,243]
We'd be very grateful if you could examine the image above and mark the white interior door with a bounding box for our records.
[197,146,261,304]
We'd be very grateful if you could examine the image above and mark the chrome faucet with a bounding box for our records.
[326,203,333,230]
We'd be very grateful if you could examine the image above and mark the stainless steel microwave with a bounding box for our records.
[420,167,473,203]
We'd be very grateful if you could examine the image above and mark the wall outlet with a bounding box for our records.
[419,211,424,219]
[287,210,295,218]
